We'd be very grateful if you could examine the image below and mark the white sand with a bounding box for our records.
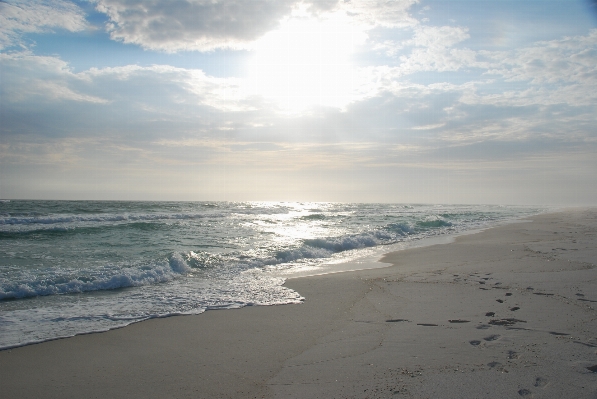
[1,209,596,398]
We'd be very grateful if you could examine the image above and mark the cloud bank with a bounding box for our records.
[0,0,87,49]
[94,0,419,51]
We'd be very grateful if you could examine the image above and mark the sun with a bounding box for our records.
[248,14,367,113]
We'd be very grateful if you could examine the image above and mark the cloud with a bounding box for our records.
[0,52,107,104]
[95,0,300,51]
[0,52,266,140]
[0,50,384,141]
[366,23,597,99]
[0,52,259,113]
[409,25,470,48]
[484,29,597,86]
[83,64,259,112]
[94,0,420,52]
[2,23,595,166]
[373,25,475,74]
[0,0,87,49]
[334,0,419,29]
[453,30,597,108]
[374,25,469,56]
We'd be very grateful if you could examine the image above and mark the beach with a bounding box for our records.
[1,208,596,398]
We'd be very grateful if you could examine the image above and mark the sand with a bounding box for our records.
[1,209,596,398]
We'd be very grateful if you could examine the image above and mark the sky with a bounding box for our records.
[0,0,596,204]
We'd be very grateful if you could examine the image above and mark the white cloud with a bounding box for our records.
[372,25,476,74]
[370,29,597,114]
[484,29,597,85]
[454,30,597,108]
[0,52,107,103]
[94,0,419,52]
[375,25,469,56]
[399,46,477,73]
[2,24,595,162]
[84,64,258,112]
[0,52,260,112]
[373,25,595,88]
[334,0,419,29]
[95,0,300,51]
[412,123,445,130]
[0,0,87,49]
[410,25,470,48]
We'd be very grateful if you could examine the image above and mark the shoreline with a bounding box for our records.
[1,208,596,398]
[278,209,549,280]
[0,208,544,352]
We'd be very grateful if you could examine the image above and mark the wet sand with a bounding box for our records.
[1,209,596,398]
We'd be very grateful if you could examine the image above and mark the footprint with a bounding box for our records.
[417,323,438,326]
[505,293,513,296]
[576,293,585,297]
[574,341,597,348]
[386,319,410,323]
[534,377,548,388]
[485,312,495,317]
[586,365,597,372]
[484,334,500,341]
[496,299,504,303]
[533,292,554,296]
[489,318,526,326]
[508,350,519,359]
[510,307,520,311]
[518,388,532,396]
[549,331,569,336]
[578,298,597,303]
[448,319,470,323]
[487,361,501,368]
[476,324,491,330]
[470,340,481,346]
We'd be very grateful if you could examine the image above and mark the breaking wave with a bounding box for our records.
[0,254,191,300]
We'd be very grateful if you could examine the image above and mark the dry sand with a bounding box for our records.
[1,209,596,398]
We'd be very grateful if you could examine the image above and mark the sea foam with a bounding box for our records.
[0,254,191,300]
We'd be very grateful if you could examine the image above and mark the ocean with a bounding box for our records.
[0,200,545,349]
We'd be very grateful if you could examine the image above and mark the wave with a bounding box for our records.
[385,223,415,235]
[300,220,448,254]
[273,246,334,263]
[300,213,326,220]
[416,219,452,228]
[0,212,226,227]
[303,233,379,252]
[0,226,75,238]
[0,214,462,301]
[241,219,457,268]
[0,254,191,300]
[0,221,171,239]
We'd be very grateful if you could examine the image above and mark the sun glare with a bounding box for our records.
[248,15,367,113]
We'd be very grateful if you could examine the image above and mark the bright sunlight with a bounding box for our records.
[248,14,367,113]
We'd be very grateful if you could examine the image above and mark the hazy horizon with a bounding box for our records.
[1,0,596,205]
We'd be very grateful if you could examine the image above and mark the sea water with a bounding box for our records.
[0,201,545,349]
